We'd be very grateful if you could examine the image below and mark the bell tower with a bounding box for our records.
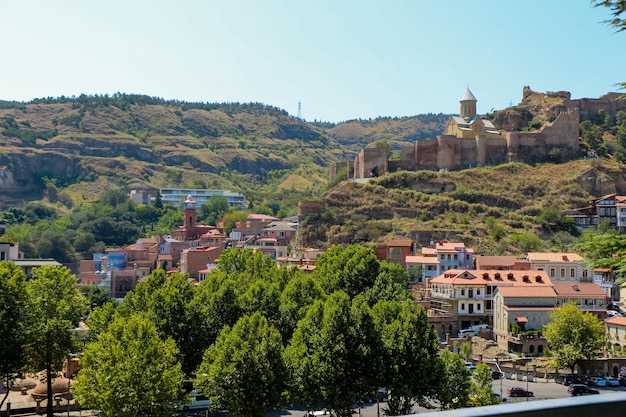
[460,88,477,119]
[183,195,197,227]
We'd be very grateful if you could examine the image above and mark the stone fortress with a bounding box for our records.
[330,87,626,181]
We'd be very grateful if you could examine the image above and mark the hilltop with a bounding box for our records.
[0,95,449,211]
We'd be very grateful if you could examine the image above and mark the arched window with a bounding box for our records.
[529,345,535,354]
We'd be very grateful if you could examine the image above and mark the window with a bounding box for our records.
[570,268,575,278]
[454,254,458,260]
[0,252,4,261]
[477,304,481,311]
[583,269,588,278]
[461,289,465,296]
[550,268,555,277]
[560,268,565,278]
[461,303,465,310]
[477,289,481,296]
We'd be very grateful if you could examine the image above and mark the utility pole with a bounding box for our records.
[494,358,503,400]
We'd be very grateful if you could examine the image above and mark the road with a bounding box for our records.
[178,380,626,417]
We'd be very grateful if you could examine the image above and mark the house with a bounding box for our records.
[427,269,553,339]
[553,282,608,318]
[474,255,530,271]
[180,246,224,280]
[605,316,626,351]
[565,194,626,233]
[492,286,557,354]
[259,223,298,246]
[374,239,414,268]
[406,241,474,284]
[526,252,592,282]
[159,187,246,209]
[276,247,325,272]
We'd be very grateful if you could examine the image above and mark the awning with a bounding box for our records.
[515,316,529,323]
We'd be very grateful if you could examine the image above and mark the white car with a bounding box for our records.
[588,377,607,387]
[605,376,621,386]
[179,390,211,411]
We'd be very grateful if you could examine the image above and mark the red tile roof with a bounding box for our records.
[605,316,626,326]
[429,269,552,286]
[552,282,607,297]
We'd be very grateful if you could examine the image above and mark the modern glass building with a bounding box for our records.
[159,188,246,209]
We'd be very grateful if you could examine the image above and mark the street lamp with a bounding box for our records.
[494,358,503,400]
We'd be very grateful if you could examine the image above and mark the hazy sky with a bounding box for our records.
[1,1,624,123]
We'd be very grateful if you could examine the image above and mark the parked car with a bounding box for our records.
[568,384,599,396]
[620,376,626,387]
[465,361,477,371]
[179,390,211,411]
[494,393,508,403]
[491,370,502,380]
[587,377,607,387]
[606,309,619,318]
[556,374,574,385]
[506,387,534,397]
[605,376,621,386]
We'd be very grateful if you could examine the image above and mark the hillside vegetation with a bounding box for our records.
[299,158,626,255]
[0,95,449,213]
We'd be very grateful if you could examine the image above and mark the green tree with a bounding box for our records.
[460,341,472,360]
[277,272,325,342]
[73,314,186,417]
[593,1,626,33]
[0,261,30,410]
[313,244,380,298]
[285,292,380,417]
[468,363,498,407]
[198,194,229,225]
[222,209,248,235]
[543,302,606,373]
[195,312,286,417]
[119,271,199,375]
[78,285,111,308]
[372,300,442,415]
[26,265,89,417]
[436,349,470,410]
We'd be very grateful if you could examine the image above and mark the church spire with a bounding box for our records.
[460,88,477,119]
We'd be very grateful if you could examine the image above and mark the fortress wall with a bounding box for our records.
[483,137,509,165]
[437,135,462,169]
[414,138,440,170]
[355,147,388,178]
[538,108,580,147]
[569,93,626,119]
[460,137,478,166]
[298,200,326,220]
[398,144,416,171]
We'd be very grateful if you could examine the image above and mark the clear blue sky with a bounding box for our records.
[0,1,624,123]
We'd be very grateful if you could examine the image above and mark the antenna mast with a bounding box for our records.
[297,100,302,119]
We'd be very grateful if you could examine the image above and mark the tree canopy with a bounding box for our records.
[73,314,186,417]
[543,302,606,373]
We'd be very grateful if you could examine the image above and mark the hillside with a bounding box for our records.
[0,96,349,210]
[298,158,626,255]
[0,96,453,212]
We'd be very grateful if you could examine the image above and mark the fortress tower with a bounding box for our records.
[460,88,477,119]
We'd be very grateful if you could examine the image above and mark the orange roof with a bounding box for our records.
[247,213,279,221]
[605,316,626,326]
[552,282,607,297]
[422,247,437,256]
[406,255,440,264]
[527,252,584,263]
[429,269,552,286]
[497,286,557,298]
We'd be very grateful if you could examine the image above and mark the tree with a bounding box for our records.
[0,261,30,410]
[79,285,112,309]
[73,314,186,417]
[593,1,626,32]
[372,300,442,415]
[195,312,286,417]
[543,302,606,373]
[198,195,229,225]
[313,245,380,298]
[436,349,470,410]
[278,272,325,342]
[460,341,472,360]
[26,265,89,417]
[285,292,380,417]
[468,363,498,407]
[119,270,199,375]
